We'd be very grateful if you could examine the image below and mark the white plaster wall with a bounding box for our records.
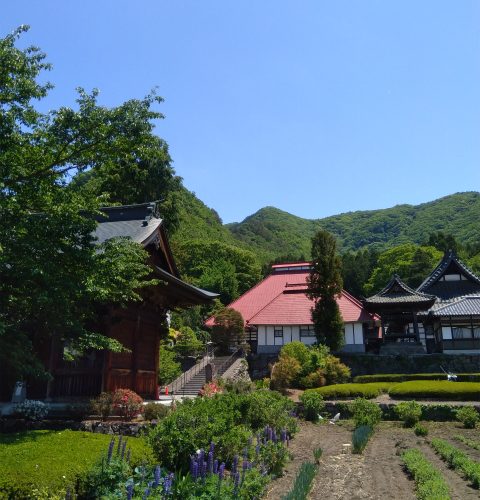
[291,325,300,342]
[442,326,453,340]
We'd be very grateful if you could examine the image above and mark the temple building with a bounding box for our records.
[206,262,379,353]
[365,250,480,354]
[28,202,217,401]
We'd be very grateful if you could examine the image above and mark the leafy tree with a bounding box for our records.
[173,326,204,357]
[364,244,442,295]
[72,149,182,233]
[427,232,461,254]
[158,344,182,386]
[307,230,344,351]
[0,27,167,384]
[341,248,378,298]
[173,240,261,304]
[211,308,245,353]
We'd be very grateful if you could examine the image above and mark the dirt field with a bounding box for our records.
[265,421,480,500]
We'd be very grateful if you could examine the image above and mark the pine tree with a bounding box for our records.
[307,230,344,351]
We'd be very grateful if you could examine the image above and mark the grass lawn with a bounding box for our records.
[0,430,153,498]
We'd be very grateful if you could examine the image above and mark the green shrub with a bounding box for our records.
[352,425,373,454]
[324,355,351,385]
[0,430,152,499]
[143,402,169,421]
[388,381,480,400]
[402,448,450,500]
[351,398,382,428]
[90,392,113,421]
[395,401,422,427]
[419,404,458,422]
[158,344,182,386]
[147,391,296,472]
[299,369,326,389]
[271,355,301,391]
[414,424,429,437]
[282,462,317,500]
[431,438,480,488]
[258,440,291,477]
[354,373,480,383]
[456,406,479,429]
[299,391,325,421]
[311,382,394,399]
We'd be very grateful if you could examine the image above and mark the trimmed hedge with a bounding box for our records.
[402,448,450,500]
[354,373,480,383]
[389,381,480,401]
[307,382,394,400]
[0,430,153,498]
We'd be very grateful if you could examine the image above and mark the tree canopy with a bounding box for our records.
[0,26,169,382]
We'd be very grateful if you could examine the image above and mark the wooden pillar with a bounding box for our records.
[412,312,420,343]
[132,314,141,393]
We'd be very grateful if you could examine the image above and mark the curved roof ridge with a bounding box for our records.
[417,250,480,292]
[369,274,436,300]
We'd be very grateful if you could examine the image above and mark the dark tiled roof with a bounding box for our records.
[365,274,437,306]
[155,266,219,302]
[430,296,480,317]
[93,203,162,245]
[417,250,480,298]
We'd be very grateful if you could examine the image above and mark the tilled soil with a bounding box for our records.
[265,421,480,500]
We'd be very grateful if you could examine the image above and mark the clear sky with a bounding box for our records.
[2,1,480,223]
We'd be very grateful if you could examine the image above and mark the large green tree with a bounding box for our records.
[307,230,344,351]
[364,244,442,295]
[0,27,168,385]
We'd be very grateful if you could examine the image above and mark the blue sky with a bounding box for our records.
[2,1,479,223]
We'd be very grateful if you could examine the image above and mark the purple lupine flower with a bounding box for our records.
[256,433,261,445]
[218,462,225,480]
[201,461,207,482]
[213,459,219,474]
[255,444,260,455]
[126,448,131,464]
[191,459,199,481]
[198,449,205,464]
[232,455,238,475]
[280,429,287,443]
[209,442,215,454]
[242,460,248,471]
[164,473,174,495]
[233,471,241,490]
[107,438,115,463]
[126,483,134,500]
[154,465,161,487]
[243,447,248,459]
[272,429,277,443]
[207,451,214,474]
[143,486,151,499]
[268,427,273,442]
[116,435,123,456]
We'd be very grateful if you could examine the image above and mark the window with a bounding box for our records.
[452,326,473,340]
[274,327,283,345]
[300,325,316,338]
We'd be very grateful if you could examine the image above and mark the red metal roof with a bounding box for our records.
[205,266,376,327]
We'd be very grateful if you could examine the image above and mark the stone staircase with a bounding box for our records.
[176,355,234,395]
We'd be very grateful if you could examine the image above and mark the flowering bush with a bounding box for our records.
[14,400,49,421]
[198,381,223,397]
[112,389,143,421]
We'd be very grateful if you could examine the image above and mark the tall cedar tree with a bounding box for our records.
[307,230,344,351]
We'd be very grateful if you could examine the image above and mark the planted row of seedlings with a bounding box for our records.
[281,447,322,499]
[455,434,480,452]
[430,438,480,488]
[402,448,450,500]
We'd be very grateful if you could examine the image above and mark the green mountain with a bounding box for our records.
[227,192,480,262]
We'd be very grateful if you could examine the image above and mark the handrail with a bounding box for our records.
[166,344,216,395]
[216,348,242,377]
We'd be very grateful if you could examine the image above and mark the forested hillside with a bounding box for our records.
[227,192,480,262]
